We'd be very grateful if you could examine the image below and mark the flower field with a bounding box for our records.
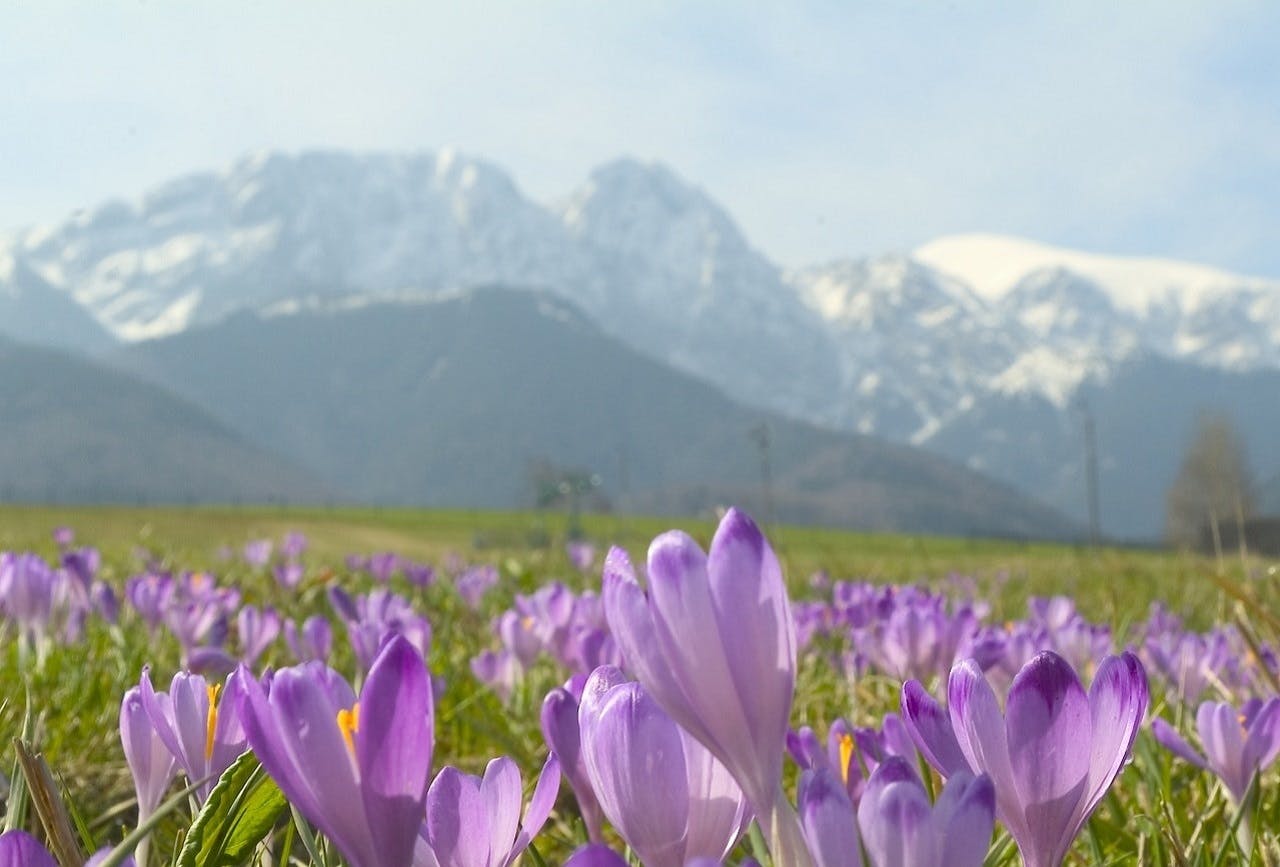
[0,505,1277,866]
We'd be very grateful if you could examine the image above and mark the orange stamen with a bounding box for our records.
[839,733,854,785]
[205,683,221,761]
[338,703,361,756]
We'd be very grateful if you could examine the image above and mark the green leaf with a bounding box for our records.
[176,751,287,867]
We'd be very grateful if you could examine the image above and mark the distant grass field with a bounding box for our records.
[0,502,1237,624]
[1,504,1275,864]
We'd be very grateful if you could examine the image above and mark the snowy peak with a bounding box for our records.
[560,158,768,289]
[915,233,1279,314]
[791,255,986,326]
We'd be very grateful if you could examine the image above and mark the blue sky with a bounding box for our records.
[2,1,1278,274]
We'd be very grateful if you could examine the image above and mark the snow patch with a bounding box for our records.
[115,290,203,341]
[990,347,1095,407]
[915,233,1279,315]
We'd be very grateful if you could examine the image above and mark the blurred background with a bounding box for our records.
[1,1,1277,548]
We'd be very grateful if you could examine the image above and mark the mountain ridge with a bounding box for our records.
[3,148,1278,536]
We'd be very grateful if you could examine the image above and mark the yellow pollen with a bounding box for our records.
[205,684,221,762]
[338,703,361,756]
[521,616,535,630]
[839,734,854,785]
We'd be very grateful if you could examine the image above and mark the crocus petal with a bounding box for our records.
[1199,702,1249,800]
[1242,698,1280,777]
[858,777,935,867]
[900,680,968,776]
[1083,651,1148,814]
[579,679,691,867]
[357,635,434,867]
[564,845,629,867]
[169,673,214,782]
[481,758,523,867]
[426,767,489,867]
[1151,720,1208,770]
[508,754,561,865]
[934,772,996,867]
[797,768,862,867]
[680,729,750,861]
[241,665,378,867]
[703,509,795,805]
[603,548,717,753]
[120,686,177,819]
[947,659,1028,847]
[645,531,769,806]
[541,686,602,840]
[0,830,58,867]
[1004,651,1092,867]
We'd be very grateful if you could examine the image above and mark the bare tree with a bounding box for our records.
[1166,413,1255,550]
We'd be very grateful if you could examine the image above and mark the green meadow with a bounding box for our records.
[1,505,1277,865]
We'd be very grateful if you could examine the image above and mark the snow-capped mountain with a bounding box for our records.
[3,150,1279,536]
[1,149,840,422]
[917,233,1280,373]
[789,255,1029,440]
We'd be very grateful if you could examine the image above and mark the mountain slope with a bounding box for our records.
[926,354,1280,539]
[0,336,325,503]
[110,288,1076,538]
[0,252,116,354]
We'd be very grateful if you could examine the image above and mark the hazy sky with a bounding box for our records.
[3,2,1278,274]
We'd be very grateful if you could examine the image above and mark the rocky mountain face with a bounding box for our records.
[3,150,1278,537]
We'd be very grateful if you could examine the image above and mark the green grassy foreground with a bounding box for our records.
[1,504,1275,864]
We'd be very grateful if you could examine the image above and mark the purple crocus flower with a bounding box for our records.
[577,665,750,867]
[240,635,434,867]
[420,754,560,867]
[567,540,597,573]
[330,587,432,674]
[404,562,436,587]
[369,552,401,583]
[902,650,1148,867]
[120,685,179,823]
[602,509,807,861]
[0,552,56,646]
[273,561,305,590]
[285,615,333,663]
[237,605,281,667]
[456,565,499,610]
[1152,698,1280,803]
[281,531,308,560]
[855,757,994,867]
[242,539,273,568]
[138,667,248,800]
[0,830,57,867]
[541,679,605,842]
[470,649,520,703]
[797,767,862,867]
[126,572,173,631]
[92,581,120,624]
[497,610,543,669]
